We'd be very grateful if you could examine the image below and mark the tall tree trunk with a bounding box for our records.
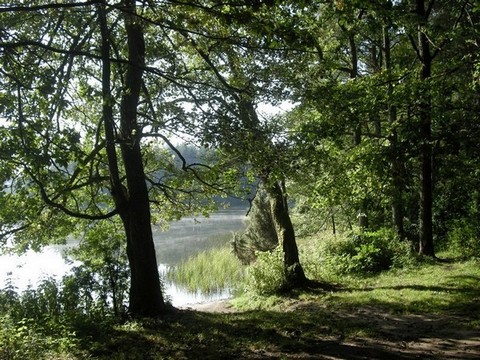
[120,184,166,317]
[117,0,165,317]
[331,210,336,236]
[416,0,435,256]
[348,32,368,230]
[384,25,405,240]
[267,180,307,288]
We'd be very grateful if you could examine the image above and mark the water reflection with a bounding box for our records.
[158,264,232,307]
[0,246,79,292]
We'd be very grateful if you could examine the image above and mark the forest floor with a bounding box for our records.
[88,259,480,359]
[184,298,480,359]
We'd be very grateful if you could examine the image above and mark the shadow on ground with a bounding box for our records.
[84,302,480,359]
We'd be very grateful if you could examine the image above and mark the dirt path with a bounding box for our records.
[180,299,236,313]
[329,307,480,359]
[184,299,480,359]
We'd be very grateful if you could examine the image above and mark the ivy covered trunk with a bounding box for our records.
[267,180,307,288]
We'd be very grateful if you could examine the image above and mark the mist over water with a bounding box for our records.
[0,209,247,307]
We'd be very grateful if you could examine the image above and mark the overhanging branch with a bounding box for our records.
[0,1,101,13]
[25,168,117,220]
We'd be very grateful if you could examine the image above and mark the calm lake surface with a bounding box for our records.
[0,209,247,307]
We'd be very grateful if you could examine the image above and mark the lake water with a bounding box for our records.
[0,209,247,307]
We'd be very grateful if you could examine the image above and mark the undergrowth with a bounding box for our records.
[300,228,418,281]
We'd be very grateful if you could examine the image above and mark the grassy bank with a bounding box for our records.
[167,229,476,308]
[88,258,480,359]
[233,255,480,318]
[5,256,476,359]
[2,229,480,359]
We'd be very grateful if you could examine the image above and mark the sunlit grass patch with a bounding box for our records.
[232,250,480,323]
[309,258,480,316]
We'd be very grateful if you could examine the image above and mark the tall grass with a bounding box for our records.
[167,246,245,294]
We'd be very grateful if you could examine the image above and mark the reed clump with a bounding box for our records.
[167,246,245,294]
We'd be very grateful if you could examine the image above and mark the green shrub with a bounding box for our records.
[302,228,416,277]
[0,315,46,360]
[0,283,79,360]
[0,221,130,358]
[447,220,480,259]
[67,220,130,317]
[245,246,286,295]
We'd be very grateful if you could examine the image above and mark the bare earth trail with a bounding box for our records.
[184,300,480,359]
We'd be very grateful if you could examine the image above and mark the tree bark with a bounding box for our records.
[267,180,307,288]
[416,0,435,256]
[117,0,166,317]
[384,25,405,240]
[348,32,368,231]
